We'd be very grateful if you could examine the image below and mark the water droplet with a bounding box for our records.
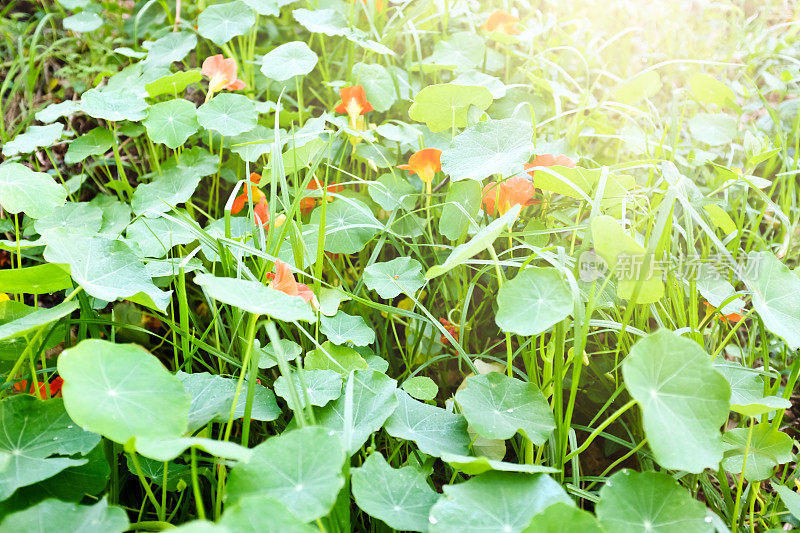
[704,517,712,523]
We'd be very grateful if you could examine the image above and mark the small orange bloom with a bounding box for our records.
[300,178,344,215]
[481,176,536,216]
[524,154,576,178]
[14,377,64,399]
[232,174,265,214]
[398,148,442,184]
[201,54,246,94]
[266,260,318,307]
[703,301,743,323]
[482,10,520,35]
[334,85,374,118]
[232,173,274,227]
[439,318,459,346]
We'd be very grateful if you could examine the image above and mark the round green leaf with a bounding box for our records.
[440,118,532,180]
[2,124,64,157]
[688,113,737,146]
[363,257,426,299]
[226,426,346,522]
[65,127,113,164]
[0,396,100,500]
[310,197,383,254]
[194,273,316,322]
[455,372,555,444]
[495,267,573,335]
[352,452,438,532]
[220,494,316,533]
[0,162,67,219]
[0,263,73,294]
[145,70,202,98]
[177,372,280,432]
[256,338,302,369]
[43,230,171,312]
[314,369,398,455]
[439,180,481,241]
[142,32,198,67]
[34,201,104,237]
[305,341,368,373]
[320,311,375,346]
[352,63,397,112]
[408,84,492,132]
[274,369,343,409]
[384,389,470,457]
[429,472,572,533]
[402,376,438,401]
[79,88,148,122]
[197,1,255,46]
[368,172,417,211]
[522,502,604,533]
[597,470,713,533]
[715,362,791,417]
[261,41,318,81]
[63,10,102,32]
[131,167,202,216]
[57,339,192,444]
[197,93,257,137]
[742,251,800,350]
[0,498,128,533]
[143,99,199,149]
[622,329,730,473]
[721,424,794,481]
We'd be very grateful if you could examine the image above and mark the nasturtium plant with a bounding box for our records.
[351,452,438,532]
[226,426,345,522]
[597,470,714,533]
[58,340,191,444]
[0,163,67,219]
[363,256,426,298]
[197,93,258,137]
[456,372,556,443]
[64,127,113,164]
[197,1,256,46]
[408,83,493,132]
[1,2,798,531]
[384,389,471,457]
[428,472,572,533]
[260,41,318,81]
[440,118,533,180]
[142,99,199,149]
[495,267,573,335]
[622,330,730,473]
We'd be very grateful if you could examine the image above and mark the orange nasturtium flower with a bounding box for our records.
[524,154,576,177]
[482,10,520,35]
[266,260,318,307]
[481,176,536,217]
[335,85,374,130]
[398,149,442,184]
[201,54,246,97]
[439,318,459,346]
[231,173,275,228]
[14,377,64,399]
[703,301,743,323]
[300,178,345,215]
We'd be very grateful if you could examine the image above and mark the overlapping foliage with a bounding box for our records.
[0,0,799,531]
